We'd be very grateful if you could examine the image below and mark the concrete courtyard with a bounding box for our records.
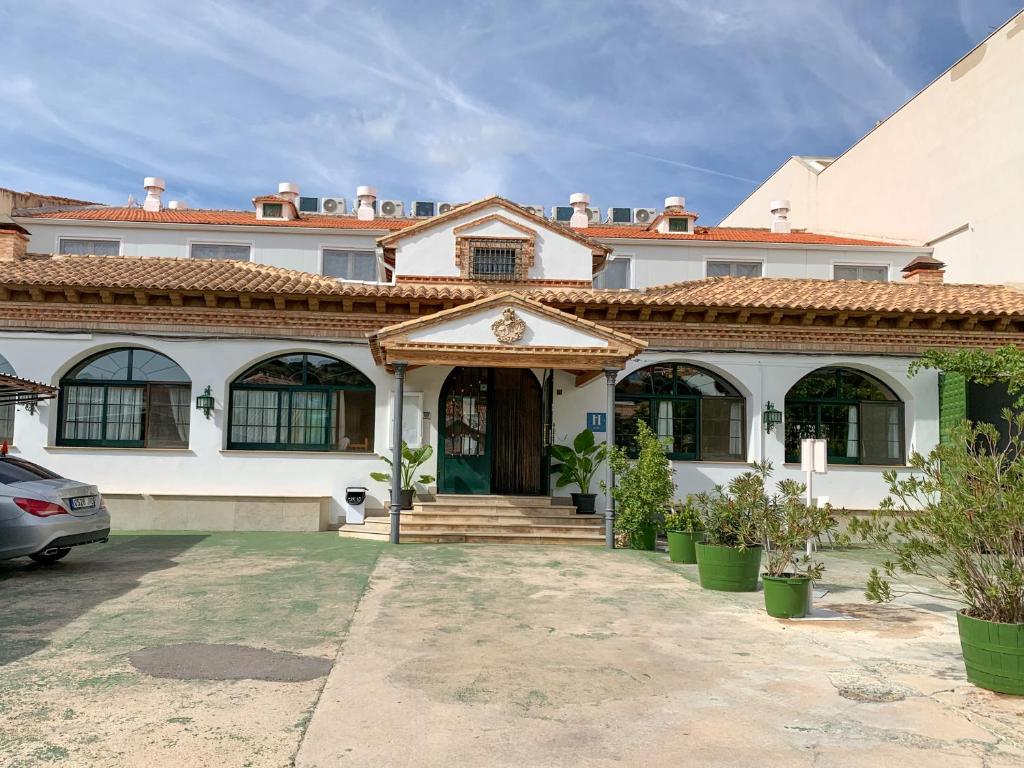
[2,534,1022,767]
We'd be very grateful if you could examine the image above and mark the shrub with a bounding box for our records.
[760,478,840,579]
[607,420,675,542]
[849,415,1024,624]
[663,494,702,534]
[693,462,771,549]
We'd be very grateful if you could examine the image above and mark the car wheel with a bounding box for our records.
[29,547,71,564]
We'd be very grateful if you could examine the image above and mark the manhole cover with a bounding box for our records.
[130,643,333,682]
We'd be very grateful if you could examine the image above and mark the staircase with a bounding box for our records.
[338,495,604,545]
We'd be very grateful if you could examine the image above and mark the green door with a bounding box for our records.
[439,367,491,494]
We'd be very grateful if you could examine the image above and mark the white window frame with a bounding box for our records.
[704,258,764,278]
[318,245,381,283]
[57,236,123,256]
[831,262,891,282]
[187,239,254,262]
[595,254,634,290]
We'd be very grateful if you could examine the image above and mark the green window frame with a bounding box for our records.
[261,202,284,218]
[615,363,746,462]
[784,367,905,465]
[668,217,689,233]
[227,353,375,452]
[57,348,191,448]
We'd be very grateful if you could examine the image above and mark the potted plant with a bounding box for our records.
[550,428,607,514]
[370,442,435,510]
[850,416,1024,695]
[692,462,769,592]
[760,479,840,618]
[607,420,675,550]
[664,495,703,564]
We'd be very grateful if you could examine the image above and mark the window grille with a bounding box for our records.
[471,247,518,281]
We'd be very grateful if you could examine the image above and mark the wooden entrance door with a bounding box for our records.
[438,367,544,495]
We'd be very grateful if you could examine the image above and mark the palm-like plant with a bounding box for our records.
[550,429,607,495]
[370,442,436,490]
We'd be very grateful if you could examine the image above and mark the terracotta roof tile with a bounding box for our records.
[584,225,911,247]
[0,256,1020,317]
[16,207,415,231]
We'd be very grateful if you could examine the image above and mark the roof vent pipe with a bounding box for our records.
[167,200,187,210]
[664,195,686,212]
[142,177,165,212]
[277,182,300,204]
[356,185,377,221]
[569,192,590,229]
[770,199,791,234]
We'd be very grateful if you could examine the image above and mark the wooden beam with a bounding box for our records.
[638,307,651,321]
[737,309,750,323]
[670,308,685,323]
[133,291,148,306]
[376,299,387,314]
[929,315,946,330]
[204,293,218,308]
[63,288,80,303]
[274,296,286,311]
[574,370,603,387]
[833,312,848,327]
[409,301,419,315]
[704,308,718,323]
[961,315,978,331]
[342,299,353,313]
[769,310,784,325]
[997,316,1013,331]
[0,287,9,301]
[239,294,252,309]
[864,313,881,328]
[170,292,183,307]
[897,315,913,329]
[308,297,320,312]
[605,306,618,321]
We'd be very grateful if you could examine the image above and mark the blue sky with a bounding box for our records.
[0,0,1019,223]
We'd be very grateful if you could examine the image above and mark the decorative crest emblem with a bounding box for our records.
[491,307,526,344]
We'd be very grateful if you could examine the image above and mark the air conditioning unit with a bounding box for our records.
[633,207,658,225]
[320,197,347,215]
[587,207,602,225]
[412,201,437,218]
[551,206,573,223]
[521,204,546,218]
[298,196,320,213]
[606,207,633,224]
[379,199,405,218]
[437,202,456,215]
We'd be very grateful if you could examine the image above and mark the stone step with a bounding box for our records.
[430,495,562,508]
[394,532,603,545]
[402,512,601,526]
[399,521,602,535]
[409,506,597,519]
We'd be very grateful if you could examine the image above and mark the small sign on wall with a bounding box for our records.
[587,412,607,433]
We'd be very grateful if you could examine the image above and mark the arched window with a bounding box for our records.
[228,353,375,452]
[784,367,904,465]
[0,354,16,445]
[615,363,745,461]
[58,348,191,448]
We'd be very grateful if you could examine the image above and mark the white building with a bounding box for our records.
[721,9,1024,286]
[2,185,1021,543]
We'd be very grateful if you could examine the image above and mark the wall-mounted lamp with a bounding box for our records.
[763,401,783,434]
[195,386,215,419]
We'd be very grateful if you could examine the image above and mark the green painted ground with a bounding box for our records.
[0,532,384,768]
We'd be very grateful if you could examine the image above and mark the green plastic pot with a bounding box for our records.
[695,543,762,592]
[762,574,812,618]
[956,610,1024,695]
[667,530,703,564]
[629,523,657,551]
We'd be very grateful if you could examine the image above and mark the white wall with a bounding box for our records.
[407,307,608,347]
[19,221,382,277]
[721,11,1024,284]
[393,204,594,282]
[0,331,940,516]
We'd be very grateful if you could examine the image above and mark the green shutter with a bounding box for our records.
[938,372,968,443]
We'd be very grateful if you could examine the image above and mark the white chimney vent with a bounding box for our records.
[142,176,165,212]
[278,182,300,203]
[167,200,187,210]
[664,195,686,211]
[356,185,377,221]
[569,192,590,229]
[770,199,791,234]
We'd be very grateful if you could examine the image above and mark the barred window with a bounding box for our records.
[471,247,518,280]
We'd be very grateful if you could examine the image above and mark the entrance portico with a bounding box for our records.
[369,292,646,546]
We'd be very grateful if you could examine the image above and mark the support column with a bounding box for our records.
[604,368,618,549]
[389,362,407,545]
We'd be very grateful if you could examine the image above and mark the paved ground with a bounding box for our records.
[3,535,1023,767]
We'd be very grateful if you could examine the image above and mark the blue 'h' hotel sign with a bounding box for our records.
[587,412,607,433]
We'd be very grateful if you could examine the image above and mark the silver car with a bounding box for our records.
[0,455,110,564]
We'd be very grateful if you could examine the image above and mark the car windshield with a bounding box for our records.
[0,457,64,484]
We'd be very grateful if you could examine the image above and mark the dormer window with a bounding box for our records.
[471,245,518,280]
[668,217,689,233]
[261,202,284,219]
[455,234,534,282]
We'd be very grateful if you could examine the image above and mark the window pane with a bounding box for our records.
[62,385,105,440]
[71,349,131,381]
[834,266,860,281]
[820,404,858,460]
[105,386,144,442]
[650,364,675,395]
[838,369,896,401]
[861,402,903,464]
[128,350,190,382]
[617,368,652,396]
[146,384,190,448]
[835,265,888,282]
[336,390,375,451]
[614,400,649,456]
[230,389,280,445]
[190,243,251,261]
[707,261,761,278]
[668,217,688,232]
[445,392,487,456]
[288,390,329,446]
[677,366,737,396]
[734,262,762,278]
[706,261,732,278]
[861,267,888,282]
[656,399,697,456]
[262,203,283,218]
[784,403,819,461]
[471,247,518,280]
[788,369,838,400]
[701,398,745,461]
[305,355,373,387]
[238,355,305,386]
[595,259,631,289]
[323,249,377,281]
[59,239,119,256]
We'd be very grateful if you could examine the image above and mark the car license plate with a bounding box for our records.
[69,496,96,510]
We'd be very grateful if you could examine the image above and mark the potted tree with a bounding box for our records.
[664,495,704,564]
[692,463,769,592]
[760,478,840,618]
[850,416,1024,695]
[607,421,675,550]
[550,428,607,514]
[370,442,435,510]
